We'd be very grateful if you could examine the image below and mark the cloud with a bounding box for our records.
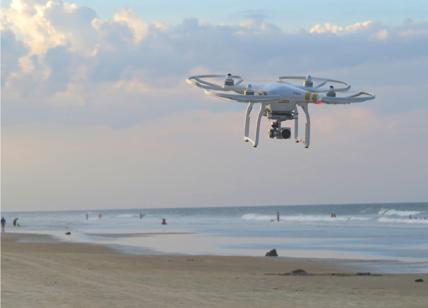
[112,9,148,43]
[1,0,427,130]
[0,29,28,87]
[309,20,374,34]
[1,0,98,54]
[2,0,428,114]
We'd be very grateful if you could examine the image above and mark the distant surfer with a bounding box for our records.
[1,217,5,232]
[13,217,19,227]
[276,211,280,222]
[161,218,167,225]
[98,213,102,219]
[85,212,89,220]
[139,211,144,219]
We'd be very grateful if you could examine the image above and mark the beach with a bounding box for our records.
[2,233,427,308]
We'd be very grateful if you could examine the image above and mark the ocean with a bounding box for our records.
[2,202,428,273]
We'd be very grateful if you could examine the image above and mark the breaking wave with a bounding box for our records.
[241,214,276,221]
[241,213,370,223]
[378,208,421,217]
[377,217,428,224]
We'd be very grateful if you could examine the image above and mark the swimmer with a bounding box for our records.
[1,217,5,233]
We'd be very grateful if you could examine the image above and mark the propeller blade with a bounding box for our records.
[320,92,375,104]
[187,74,245,92]
[278,76,351,92]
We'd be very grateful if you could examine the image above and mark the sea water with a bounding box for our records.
[2,203,428,273]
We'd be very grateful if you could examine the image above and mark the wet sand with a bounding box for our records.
[2,233,427,308]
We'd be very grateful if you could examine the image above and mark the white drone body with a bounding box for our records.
[187,74,375,148]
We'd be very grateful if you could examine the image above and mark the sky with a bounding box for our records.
[1,0,428,211]
[5,0,427,28]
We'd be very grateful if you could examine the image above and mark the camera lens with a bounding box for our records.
[281,129,291,139]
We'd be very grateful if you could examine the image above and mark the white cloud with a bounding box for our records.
[0,29,28,86]
[1,0,427,126]
[2,1,428,115]
[309,20,373,34]
[113,9,148,43]
[2,0,67,54]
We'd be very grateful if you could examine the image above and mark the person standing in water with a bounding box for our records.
[1,217,6,233]
[276,211,280,222]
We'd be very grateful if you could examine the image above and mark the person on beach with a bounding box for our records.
[85,212,89,220]
[1,217,5,232]
[13,217,19,227]
[276,211,280,222]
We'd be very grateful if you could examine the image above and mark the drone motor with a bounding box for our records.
[224,73,234,86]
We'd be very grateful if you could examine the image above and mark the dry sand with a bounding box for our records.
[1,233,427,308]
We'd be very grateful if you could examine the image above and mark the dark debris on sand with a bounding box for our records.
[265,270,383,277]
[265,249,278,257]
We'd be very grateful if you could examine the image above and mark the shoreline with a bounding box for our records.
[5,230,428,273]
[2,203,427,273]
[2,232,428,308]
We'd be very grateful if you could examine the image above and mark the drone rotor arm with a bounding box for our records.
[205,91,281,103]
[235,79,244,86]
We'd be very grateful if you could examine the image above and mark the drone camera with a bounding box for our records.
[269,127,291,139]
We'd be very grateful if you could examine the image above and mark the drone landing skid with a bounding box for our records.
[244,103,264,147]
[300,104,311,148]
[243,103,311,148]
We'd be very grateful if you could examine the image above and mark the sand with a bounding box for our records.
[1,233,427,308]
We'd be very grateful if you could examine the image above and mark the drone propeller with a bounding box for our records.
[187,74,244,92]
[319,91,375,104]
[278,75,351,93]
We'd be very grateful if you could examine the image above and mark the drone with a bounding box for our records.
[187,74,375,148]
